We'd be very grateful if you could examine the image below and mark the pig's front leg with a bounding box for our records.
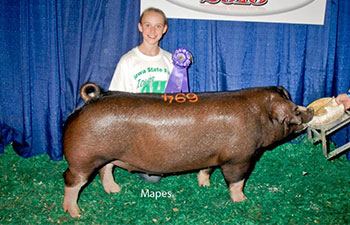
[198,168,213,187]
[229,179,247,202]
[221,162,250,202]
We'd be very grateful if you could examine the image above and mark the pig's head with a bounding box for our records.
[270,87,314,135]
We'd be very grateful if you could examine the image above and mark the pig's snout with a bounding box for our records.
[294,106,313,132]
[304,108,314,123]
[297,106,314,124]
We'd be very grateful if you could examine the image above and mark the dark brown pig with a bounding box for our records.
[63,83,313,218]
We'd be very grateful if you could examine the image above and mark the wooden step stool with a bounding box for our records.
[307,112,350,159]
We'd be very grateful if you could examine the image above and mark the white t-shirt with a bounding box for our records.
[109,47,173,93]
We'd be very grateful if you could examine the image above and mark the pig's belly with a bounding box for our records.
[116,127,233,173]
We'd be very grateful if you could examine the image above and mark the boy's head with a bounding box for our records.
[138,8,168,44]
[139,7,168,26]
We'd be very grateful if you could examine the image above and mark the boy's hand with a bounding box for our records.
[335,93,350,110]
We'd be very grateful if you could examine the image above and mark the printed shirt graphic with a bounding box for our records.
[109,47,173,93]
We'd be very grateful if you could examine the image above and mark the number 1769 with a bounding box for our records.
[161,93,198,104]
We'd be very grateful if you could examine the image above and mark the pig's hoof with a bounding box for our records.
[198,178,211,187]
[103,182,121,194]
[232,194,247,202]
[63,203,81,218]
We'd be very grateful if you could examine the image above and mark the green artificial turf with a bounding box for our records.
[1,136,350,224]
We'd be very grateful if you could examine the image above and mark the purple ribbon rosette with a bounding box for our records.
[165,47,192,94]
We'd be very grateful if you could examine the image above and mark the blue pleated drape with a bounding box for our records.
[0,0,349,161]
[0,0,63,160]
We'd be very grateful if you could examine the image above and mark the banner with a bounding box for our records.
[141,0,327,25]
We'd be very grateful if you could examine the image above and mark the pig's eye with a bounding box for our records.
[294,107,301,116]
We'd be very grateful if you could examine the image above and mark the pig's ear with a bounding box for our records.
[271,101,302,125]
[271,102,287,124]
[276,86,291,100]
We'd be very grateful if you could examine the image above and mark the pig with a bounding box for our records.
[62,83,313,218]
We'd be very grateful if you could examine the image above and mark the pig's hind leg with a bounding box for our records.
[99,160,141,194]
[221,162,250,202]
[63,166,94,218]
[99,163,121,194]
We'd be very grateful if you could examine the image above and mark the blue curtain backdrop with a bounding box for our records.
[0,0,349,161]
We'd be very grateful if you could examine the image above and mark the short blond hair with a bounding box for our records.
[139,7,168,26]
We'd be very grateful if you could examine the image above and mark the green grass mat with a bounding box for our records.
[1,137,350,224]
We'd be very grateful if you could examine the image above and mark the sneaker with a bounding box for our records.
[138,173,162,183]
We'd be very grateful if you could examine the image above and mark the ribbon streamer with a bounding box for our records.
[165,47,192,93]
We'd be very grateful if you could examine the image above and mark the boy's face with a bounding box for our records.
[138,11,168,45]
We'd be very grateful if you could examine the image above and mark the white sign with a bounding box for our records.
[141,0,327,25]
